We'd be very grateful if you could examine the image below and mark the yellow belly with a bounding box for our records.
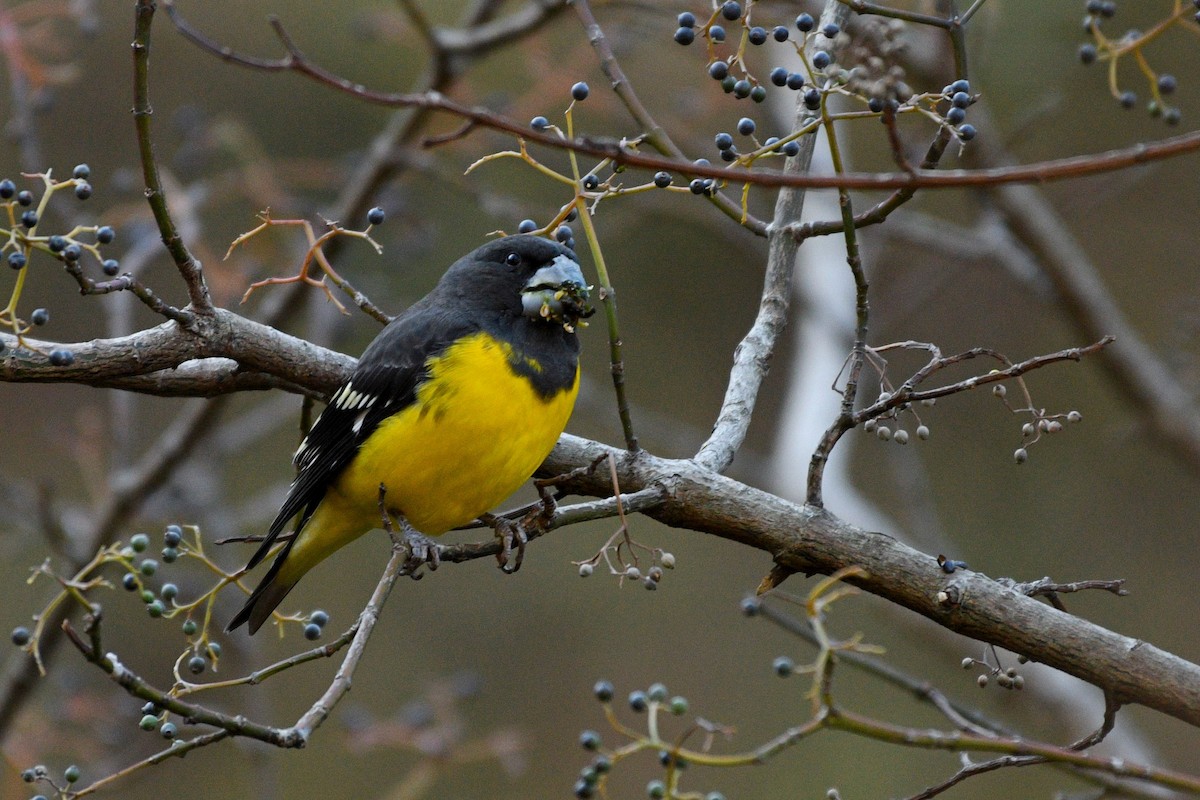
[332,331,578,535]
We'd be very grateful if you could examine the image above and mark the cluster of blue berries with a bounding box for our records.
[20,762,82,797]
[1080,0,1185,123]
[1,165,124,365]
[575,680,725,800]
[939,79,977,141]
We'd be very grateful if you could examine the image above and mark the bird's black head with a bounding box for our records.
[439,235,593,330]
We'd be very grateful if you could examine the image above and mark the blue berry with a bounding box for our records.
[748,26,767,45]
[1119,90,1136,108]
[1164,107,1182,125]
[1158,74,1177,94]
[812,50,831,69]
[795,13,814,31]
[530,116,549,131]
[582,174,599,191]
[16,190,32,206]
[709,61,729,80]
[161,583,178,601]
[74,182,92,200]
[555,224,573,243]
[30,308,48,326]
[822,22,840,38]
[786,72,805,90]
[769,67,788,86]
[161,546,179,563]
[732,79,751,98]
[72,164,91,180]
[949,79,970,94]
[122,573,138,591]
[674,26,695,45]
[946,106,966,124]
[310,610,329,627]
[628,690,648,712]
[163,525,183,547]
[781,140,800,157]
[868,97,884,112]
[517,219,537,233]
[714,132,734,150]
[719,149,737,162]
[11,626,30,646]
[63,244,81,262]
[188,655,206,674]
[958,123,978,141]
[579,729,601,750]
[689,179,707,194]
[571,82,590,101]
[737,117,755,136]
[740,596,761,616]
[773,25,789,42]
[160,722,177,739]
[593,680,614,701]
[20,210,37,228]
[803,87,821,110]
[773,655,795,676]
[951,91,971,108]
[367,206,385,225]
[48,236,66,252]
[49,349,74,367]
[653,171,672,188]
[709,25,725,42]
[1079,43,1097,64]
[303,623,321,640]
[721,1,741,20]
[0,179,13,198]
[677,11,696,27]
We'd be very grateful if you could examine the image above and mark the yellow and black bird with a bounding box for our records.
[227,234,591,634]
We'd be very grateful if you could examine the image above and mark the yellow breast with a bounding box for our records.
[335,331,579,535]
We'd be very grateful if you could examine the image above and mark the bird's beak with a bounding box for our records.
[521,254,594,329]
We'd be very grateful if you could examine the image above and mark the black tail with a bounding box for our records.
[226,538,300,635]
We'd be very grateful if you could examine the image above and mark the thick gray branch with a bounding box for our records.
[541,434,1200,729]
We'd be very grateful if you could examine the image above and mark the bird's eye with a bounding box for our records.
[505,252,521,267]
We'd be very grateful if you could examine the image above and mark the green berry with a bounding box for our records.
[647,780,666,799]
[147,600,165,618]
[669,696,689,715]
[139,558,158,576]
[140,590,155,604]
[182,619,197,636]
[207,642,222,658]
[64,765,81,783]
[750,85,767,103]
[161,546,179,563]
[139,714,159,731]
[131,533,150,552]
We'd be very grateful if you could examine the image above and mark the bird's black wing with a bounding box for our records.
[243,305,477,572]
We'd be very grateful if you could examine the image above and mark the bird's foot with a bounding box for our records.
[390,528,442,580]
[479,513,527,574]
